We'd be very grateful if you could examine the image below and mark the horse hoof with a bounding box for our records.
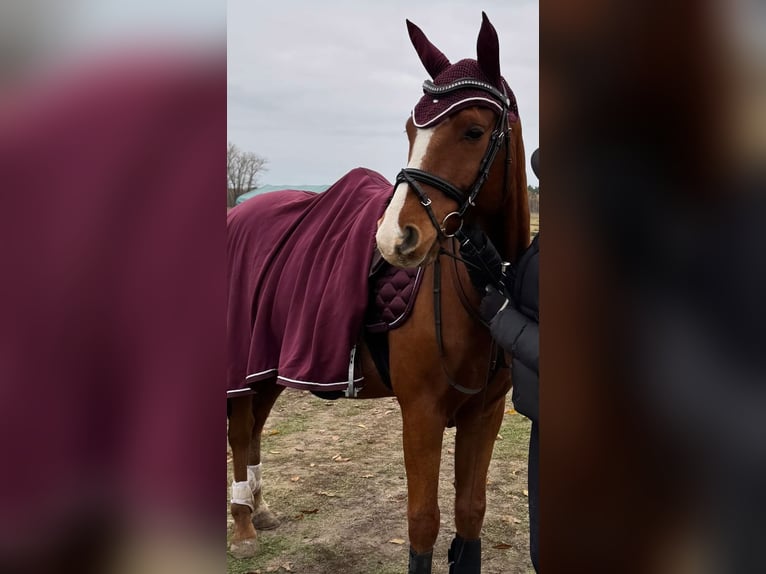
[229,538,258,558]
[252,508,280,530]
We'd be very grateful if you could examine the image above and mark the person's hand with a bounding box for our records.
[479,285,509,323]
[457,225,505,294]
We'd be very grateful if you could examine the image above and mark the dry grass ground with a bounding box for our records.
[227,390,533,574]
[530,211,539,237]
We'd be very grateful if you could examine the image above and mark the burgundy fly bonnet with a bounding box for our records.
[408,12,519,128]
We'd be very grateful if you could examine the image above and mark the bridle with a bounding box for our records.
[393,77,514,395]
[394,77,512,239]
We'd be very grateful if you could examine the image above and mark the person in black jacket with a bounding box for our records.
[457,148,539,572]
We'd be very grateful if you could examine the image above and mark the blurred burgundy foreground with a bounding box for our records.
[0,2,226,573]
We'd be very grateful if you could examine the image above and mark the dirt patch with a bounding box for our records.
[227,390,533,574]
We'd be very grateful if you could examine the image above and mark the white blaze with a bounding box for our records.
[376,127,434,257]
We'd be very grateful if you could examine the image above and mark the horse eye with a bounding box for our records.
[464,127,484,141]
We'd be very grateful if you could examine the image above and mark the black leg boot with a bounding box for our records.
[408,547,433,574]
[448,535,481,574]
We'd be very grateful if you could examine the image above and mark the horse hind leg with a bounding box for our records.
[228,394,258,558]
[248,380,284,530]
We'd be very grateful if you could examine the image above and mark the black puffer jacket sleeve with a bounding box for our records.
[490,234,539,422]
[490,308,539,422]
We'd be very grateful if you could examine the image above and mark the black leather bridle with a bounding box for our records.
[394,77,513,395]
[395,77,512,238]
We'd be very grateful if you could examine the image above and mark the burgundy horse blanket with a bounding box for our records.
[227,167,394,396]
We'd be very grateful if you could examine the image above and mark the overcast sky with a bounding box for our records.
[228,0,539,186]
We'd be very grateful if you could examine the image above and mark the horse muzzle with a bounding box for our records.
[377,220,439,268]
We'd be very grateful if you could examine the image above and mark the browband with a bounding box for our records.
[423,78,510,108]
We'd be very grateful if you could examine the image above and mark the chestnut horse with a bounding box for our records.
[227,13,529,573]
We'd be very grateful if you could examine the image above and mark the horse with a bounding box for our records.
[227,12,529,574]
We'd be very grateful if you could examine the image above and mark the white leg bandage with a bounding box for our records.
[248,464,263,494]
[230,480,254,511]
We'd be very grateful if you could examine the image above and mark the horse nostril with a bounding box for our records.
[396,225,420,256]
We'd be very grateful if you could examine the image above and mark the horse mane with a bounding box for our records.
[504,115,531,263]
[480,114,529,265]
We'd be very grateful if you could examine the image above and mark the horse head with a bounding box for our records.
[376,12,529,268]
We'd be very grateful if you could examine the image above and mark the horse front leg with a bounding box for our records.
[400,400,446,574]
[248,381,284,530]
[451,380,509,574]
[227,394,258,558]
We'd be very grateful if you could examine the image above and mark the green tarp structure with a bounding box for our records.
[235,184,330,205]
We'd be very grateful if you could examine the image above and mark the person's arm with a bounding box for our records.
[489,305,538,375]
[490,303,539,422]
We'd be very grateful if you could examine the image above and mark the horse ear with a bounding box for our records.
[406,19,451,79]
[476,12,502,89]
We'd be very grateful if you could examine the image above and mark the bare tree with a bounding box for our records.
[227,142,268,208]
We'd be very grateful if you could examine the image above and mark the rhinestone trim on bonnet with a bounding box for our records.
[411,59,518,128]
[423,78,511,108]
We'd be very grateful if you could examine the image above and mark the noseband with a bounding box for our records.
[395,77,512,237]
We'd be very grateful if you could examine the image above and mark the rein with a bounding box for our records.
[432,241,502,396]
